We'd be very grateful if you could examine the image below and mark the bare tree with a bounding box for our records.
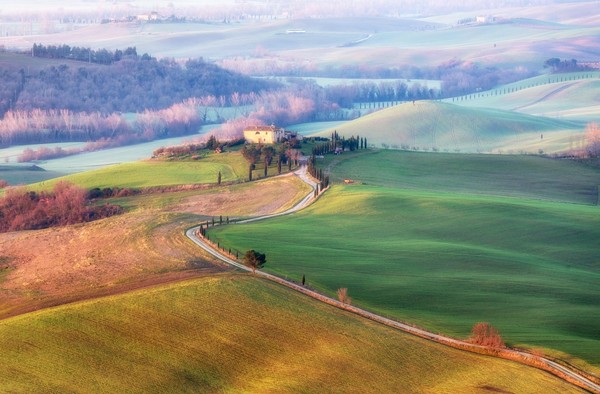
[585,122,600,157]
[337,288,351,305]
[468,322,505,349]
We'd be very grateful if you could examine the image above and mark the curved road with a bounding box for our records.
[186,165,600,394]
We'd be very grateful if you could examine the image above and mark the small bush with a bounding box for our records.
[469,322,505,349]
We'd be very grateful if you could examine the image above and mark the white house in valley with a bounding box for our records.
[243,125,285,144]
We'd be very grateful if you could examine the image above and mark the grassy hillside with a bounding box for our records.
[0,173,310,319]
[208,152,600,370]
[327,150,600,205]
[6,4,597,70]
[449,72,600,123]
[0,275,582,393]
[32,152,248,191]
[314,101,581,153]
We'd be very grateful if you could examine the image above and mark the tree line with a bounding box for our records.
[31,44,141,65]
[2,49,278,116]
[1,99,203,152]
[0,181,122,233]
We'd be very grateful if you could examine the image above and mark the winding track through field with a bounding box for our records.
[512,82,576,112]
[186,165,600,394]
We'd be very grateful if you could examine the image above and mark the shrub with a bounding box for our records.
[469,322,505,349]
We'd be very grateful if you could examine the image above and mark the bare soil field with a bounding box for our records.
[0,174,309,320]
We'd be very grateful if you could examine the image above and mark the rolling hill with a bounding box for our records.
[208,150,600,372]
[314,101,582,153]
[448,73,600,123]
[0,275,583,393]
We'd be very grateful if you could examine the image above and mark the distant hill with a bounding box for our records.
[448,73,600,123]
[315,101,582,153]
[0,51,277,114]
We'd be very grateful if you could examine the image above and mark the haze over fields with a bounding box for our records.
[0,1,599,392]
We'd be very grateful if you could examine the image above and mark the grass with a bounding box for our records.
[448,72,600,123]
[313,101,581,154]
[31,151,248,191]
[208,151,600,370]
[0,275,583,393]
[326,150,600,205]
[0,172,310,319]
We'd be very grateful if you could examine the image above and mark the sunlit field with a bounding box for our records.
[0,275,582,393]
[208,151,600,370]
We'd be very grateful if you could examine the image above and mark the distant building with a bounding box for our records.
[243,125,285,144]
[476,15,495,24]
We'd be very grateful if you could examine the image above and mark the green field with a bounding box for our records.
[0,275,582,393]
[314,101,581,154]
[208,151,600,369]
[32,152,248,191]
[326,150,600,205]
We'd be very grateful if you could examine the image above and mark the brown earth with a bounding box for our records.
[173,173,311,217]
[0,175,310,320]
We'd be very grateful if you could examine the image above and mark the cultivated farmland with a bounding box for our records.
[0,275,583,393]
[207,150,600,372]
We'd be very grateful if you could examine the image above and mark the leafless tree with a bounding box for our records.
[337,288,351,305]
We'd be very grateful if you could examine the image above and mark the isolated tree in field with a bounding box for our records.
[468,322,505,349]
[337,288,351,305]
[217,170,222,185]
[243,249,266,273]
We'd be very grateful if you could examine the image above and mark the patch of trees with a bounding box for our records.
[221,59,536,100]
[311,131,367,156]
[0,181,122,233]
[31,44,140,65]
[544,58,590,73]
[2,49,278,115]
[2,99,202,150]
[240,143,297,180]
[152,136,245,158]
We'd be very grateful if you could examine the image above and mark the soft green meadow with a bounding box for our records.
[0,275,582,393]
[208,151,600,369]
[315,101,581,153]
[327,150,600,205]
[31,152,248,191]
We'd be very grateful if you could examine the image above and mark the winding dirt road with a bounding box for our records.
[186,165,600,394]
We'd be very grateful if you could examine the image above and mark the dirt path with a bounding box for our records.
[512,82,576,111]
[186,165,600,394]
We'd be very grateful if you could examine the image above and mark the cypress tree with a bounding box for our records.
[217,170,222,185]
